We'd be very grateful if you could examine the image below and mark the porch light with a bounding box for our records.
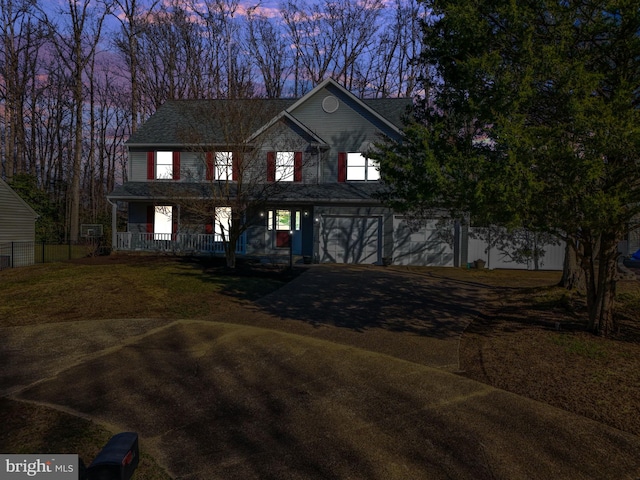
[303,210,309,217]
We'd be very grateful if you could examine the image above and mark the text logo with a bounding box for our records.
[1,455,78,479]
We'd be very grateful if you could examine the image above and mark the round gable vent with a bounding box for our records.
[322,95,339,113]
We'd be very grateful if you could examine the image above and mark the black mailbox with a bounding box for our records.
[87,432,139,480]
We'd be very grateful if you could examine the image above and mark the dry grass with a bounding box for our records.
[0,398,170,479]
[0,254,289,327]
[456,269,640,437]
[2,256,640,476]
[0,254,291,478]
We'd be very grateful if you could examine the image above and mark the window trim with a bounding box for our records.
[153,205,173,240]
[147,151,180,180]
[267,151,302,182]
[276,151,295,182]
[213,206,232,242]
[215,151,233,181]
[343,152,379,182]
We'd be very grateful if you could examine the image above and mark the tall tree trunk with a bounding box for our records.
[70,77,83,242]
[587,233,619,336]
[559,238,584,290]
[225,210,241,269]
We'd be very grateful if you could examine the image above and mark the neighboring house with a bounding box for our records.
[107,78,563,268]
[0,177,38,268]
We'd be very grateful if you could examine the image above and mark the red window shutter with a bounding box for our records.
[267,151,275,182]
[146,205,154,233]
[147,152,154,180]
[294,151,302,182]
[338,152,347,182]
[206,152,214,181]
[173,151,181,180]
[232,152,240,181]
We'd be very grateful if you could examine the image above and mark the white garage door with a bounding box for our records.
[320,216,381,264]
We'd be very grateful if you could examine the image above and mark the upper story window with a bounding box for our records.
[206,152,237,181]
[267,151,302,182]
[147,151,180,180]
[216,152,233,180]
[338,152,379,182]
[156,152,173,179]
[276,151,294,182]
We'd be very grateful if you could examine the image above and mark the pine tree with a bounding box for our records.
[374,0,640,336]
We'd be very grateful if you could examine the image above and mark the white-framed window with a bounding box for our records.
[276,151,295,182]
[215,152,233,181]
[214,206,232,242]
[156,151,174,179]
[347,153,379,181]
[154,206,172,240]
[267,210,301,231]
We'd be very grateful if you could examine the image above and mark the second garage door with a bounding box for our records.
[319,216,381,264]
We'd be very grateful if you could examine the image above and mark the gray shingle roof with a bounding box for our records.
[127,99,297,146]
[107,181,384,205]
[362,98,413,128]
[127,97,412,147]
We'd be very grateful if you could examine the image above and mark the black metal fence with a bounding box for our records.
[0,241,107,270]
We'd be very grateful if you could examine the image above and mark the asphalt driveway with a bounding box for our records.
[4,265,640,479]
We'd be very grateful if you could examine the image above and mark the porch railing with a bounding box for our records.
[115,233,246,255]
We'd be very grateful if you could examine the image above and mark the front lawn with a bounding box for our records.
[2,257,639,477]
[0,254,290,327]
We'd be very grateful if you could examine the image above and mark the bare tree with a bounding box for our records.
[0,0,46,180]
[43,0,112,241]
[246,8,291,98]
[280,0,384,94]
[189,0,256,99]
[134,0,198,109]
[112,0,159,133]
[362,0,425,98]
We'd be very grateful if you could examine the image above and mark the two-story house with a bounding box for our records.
[107,78,464,266]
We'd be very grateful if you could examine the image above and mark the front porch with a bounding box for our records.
[114,232,247,255]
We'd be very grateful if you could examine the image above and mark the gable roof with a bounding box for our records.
[245,111,329,147]
[0,177,38,218]
[127,80,412,148]
[286,78,409,135]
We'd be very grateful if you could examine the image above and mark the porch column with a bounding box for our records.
[111,201,117,250]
